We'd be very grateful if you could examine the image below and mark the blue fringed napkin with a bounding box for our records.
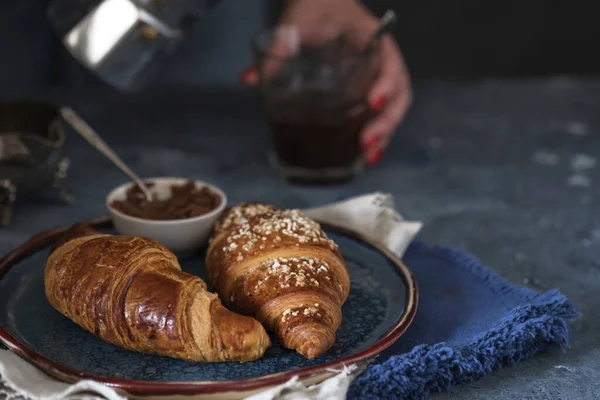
[347,241,578,399]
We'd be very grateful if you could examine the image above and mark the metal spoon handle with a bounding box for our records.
[362,9,397,55]
[372,10,397,42]
[59,107,153,202]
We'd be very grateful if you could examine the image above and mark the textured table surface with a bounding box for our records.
[1,78,599,399]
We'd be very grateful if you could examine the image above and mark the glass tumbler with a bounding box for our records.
[253,25,380,184]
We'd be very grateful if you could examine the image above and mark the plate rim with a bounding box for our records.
[0,216,418,396]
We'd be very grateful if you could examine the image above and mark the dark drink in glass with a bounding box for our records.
[253,26,380,184]
[266,91,371,180]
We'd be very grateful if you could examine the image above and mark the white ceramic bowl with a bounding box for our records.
[106,177,227,255]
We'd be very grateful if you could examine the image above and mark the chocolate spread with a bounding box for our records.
[110,180,221,221]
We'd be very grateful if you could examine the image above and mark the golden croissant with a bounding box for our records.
[44,226,270,362]
[206,203,351,359]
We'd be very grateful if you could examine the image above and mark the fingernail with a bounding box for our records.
[367,149,383,166]
[240,66,258,84]
[362,134,380,149]
[371,96,386,112]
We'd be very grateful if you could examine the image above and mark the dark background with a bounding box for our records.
[271,0,600,79]
[1,0,599,93]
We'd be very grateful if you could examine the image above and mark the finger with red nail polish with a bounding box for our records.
[361,134,380,150]
[240,66,259,86]
[367,148,383,166]
[371,95,386,112]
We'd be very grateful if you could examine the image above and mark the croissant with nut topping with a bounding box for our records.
[44,225,270,362]
[206,203,351,359]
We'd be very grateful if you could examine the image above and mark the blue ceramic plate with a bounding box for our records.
[0,218,417,399]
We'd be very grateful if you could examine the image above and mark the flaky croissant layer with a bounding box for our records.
[45,229,270,362]
[207,203,351,359]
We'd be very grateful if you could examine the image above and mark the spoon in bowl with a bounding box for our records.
[60,107,154,203]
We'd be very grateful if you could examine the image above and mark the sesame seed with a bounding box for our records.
[219,203,276,231]
[303,307,319,317]
[281,308,292,322]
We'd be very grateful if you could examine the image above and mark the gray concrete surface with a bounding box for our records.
[1,78,599,399]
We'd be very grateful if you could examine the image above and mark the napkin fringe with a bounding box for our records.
[348,242,579,400]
